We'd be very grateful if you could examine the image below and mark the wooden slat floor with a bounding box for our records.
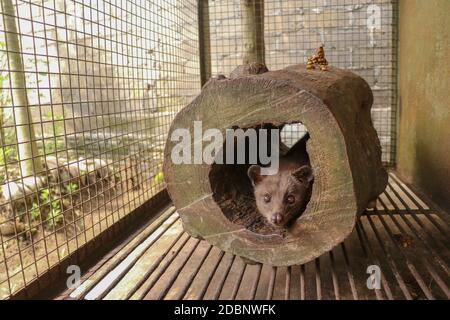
[55,172,450,300]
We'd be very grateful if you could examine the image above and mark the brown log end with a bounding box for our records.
[163,64,387,266]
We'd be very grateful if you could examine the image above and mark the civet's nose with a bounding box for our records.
[271,213,283,225]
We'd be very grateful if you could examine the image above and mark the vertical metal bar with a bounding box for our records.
[197,0,211,86]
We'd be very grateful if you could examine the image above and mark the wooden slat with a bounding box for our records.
[52,172,449,300]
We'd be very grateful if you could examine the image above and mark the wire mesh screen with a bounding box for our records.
[206,0,397,164]
[0,0,200,298]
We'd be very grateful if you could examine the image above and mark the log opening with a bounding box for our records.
[209,122,311,236]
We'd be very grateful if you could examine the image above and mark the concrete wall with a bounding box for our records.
[397,0,450,210]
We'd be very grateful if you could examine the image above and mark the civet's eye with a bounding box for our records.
[287,195,295,204]
[263,194,271,203]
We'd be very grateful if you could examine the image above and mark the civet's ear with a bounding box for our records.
[247,165,264,186]
[292,165,314,186]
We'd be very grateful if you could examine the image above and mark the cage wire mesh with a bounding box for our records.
[206,0,397,164]
[0,0,200,298]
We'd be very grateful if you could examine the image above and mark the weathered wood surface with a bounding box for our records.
[51,173,450,299]
[163,64,387,266]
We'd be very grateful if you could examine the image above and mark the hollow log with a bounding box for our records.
[163,64,388,266]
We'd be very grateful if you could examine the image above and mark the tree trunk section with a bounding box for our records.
[2,0,43,176]
[164,64,388,266]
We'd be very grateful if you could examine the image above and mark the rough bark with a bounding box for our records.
[241,0,265,65]
[164,64,388,266]
[2,0,43,176]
